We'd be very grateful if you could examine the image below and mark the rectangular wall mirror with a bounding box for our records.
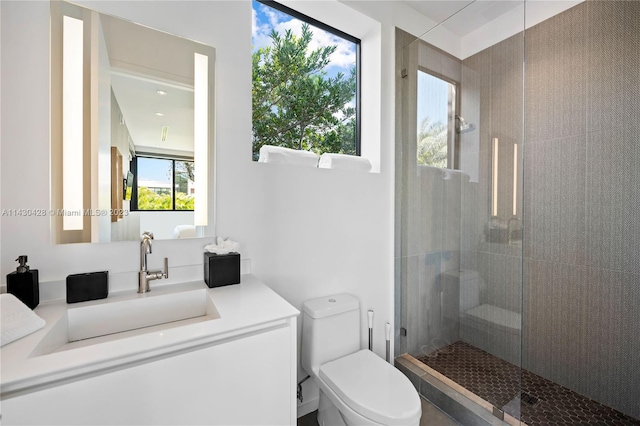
[50,1,216,244]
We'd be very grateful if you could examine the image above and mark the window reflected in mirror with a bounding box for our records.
[133,157,194,212]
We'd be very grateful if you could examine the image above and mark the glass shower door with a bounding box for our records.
[395,1,525,423]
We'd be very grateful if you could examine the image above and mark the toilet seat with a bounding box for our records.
[319,350,422,426]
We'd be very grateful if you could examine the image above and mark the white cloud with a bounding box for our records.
[252,5,356,72]
[264,7,281,28]
[299,22,356,70]
[252,8,257,38]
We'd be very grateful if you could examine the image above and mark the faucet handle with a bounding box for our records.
[163,257,169,279]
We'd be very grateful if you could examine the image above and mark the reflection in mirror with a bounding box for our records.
[50,1,215,244]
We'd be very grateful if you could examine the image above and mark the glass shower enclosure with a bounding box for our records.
[395,1,640,425]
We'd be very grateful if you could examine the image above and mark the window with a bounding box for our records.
[417,70,457,168]
[132,157,194,211]
[251,0,360,160]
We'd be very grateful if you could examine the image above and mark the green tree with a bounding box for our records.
[137,187,172,210]
[417,117,448,168]
[175,192,194,210]
[252,24,356,159]
[138,187,194,210]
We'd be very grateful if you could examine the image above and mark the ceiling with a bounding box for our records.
[401,0,474,29]
[100,12,207,158]
[391,0,585,58]
[110,73,194,157]
[401,1,523,38]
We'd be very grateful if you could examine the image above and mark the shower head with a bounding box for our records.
[455,115,476,134]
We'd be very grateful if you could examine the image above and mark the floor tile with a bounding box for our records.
[417,341,640,425]
[297,396,459,426]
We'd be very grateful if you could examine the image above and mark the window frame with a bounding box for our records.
[130,155,195,212]
[253,0,362,156]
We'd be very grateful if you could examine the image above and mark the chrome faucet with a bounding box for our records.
[139,231,168,293]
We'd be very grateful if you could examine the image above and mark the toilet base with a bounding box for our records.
[318,390,347,426]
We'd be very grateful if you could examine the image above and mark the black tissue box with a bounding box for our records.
[204,252,240,288]
[66,271,108,304]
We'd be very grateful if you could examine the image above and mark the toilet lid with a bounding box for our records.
[319,350,422,425]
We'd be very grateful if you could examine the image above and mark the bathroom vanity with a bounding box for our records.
[0,275,299,425]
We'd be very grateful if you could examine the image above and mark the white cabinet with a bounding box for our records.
[2,320,296,425]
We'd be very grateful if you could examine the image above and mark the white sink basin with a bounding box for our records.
[31,284,220,356]
[68,288,212,342]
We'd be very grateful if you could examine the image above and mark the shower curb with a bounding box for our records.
[395,355,522,426]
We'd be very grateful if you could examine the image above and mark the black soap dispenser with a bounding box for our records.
[7,255,39,309]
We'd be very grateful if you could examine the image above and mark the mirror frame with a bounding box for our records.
[50,1,216,244]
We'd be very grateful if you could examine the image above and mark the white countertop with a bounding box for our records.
[0,275,299,399]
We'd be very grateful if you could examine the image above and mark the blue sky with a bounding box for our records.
[138,157,172,184]
[252,0,356,80]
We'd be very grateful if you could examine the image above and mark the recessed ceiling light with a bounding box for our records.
[156,90,167,95]
[155,112,164,116]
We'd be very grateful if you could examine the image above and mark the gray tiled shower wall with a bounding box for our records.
[396,0,640,420]
[523,1,639,419]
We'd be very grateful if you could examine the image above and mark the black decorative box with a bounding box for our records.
[66,271,109,303]
[204,252,240,288]
[7,269,39,310]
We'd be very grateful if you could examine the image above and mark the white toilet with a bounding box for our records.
[301,294,422,426]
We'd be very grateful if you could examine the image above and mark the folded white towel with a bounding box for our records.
[258,145,319,167]
[318,153,372,172]
[1,293,46,347]
[205,237,240,255]
[173,224,196,239]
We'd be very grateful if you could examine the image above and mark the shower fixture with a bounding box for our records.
[455,115,475,134]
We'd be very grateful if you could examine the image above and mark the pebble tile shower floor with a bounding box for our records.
[417,341,640,425]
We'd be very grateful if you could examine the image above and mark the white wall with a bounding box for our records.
[109,93,139,242]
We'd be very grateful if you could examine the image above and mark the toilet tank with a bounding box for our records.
[301,294,360,375]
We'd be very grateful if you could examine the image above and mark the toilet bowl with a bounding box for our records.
[301,294,421,426]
